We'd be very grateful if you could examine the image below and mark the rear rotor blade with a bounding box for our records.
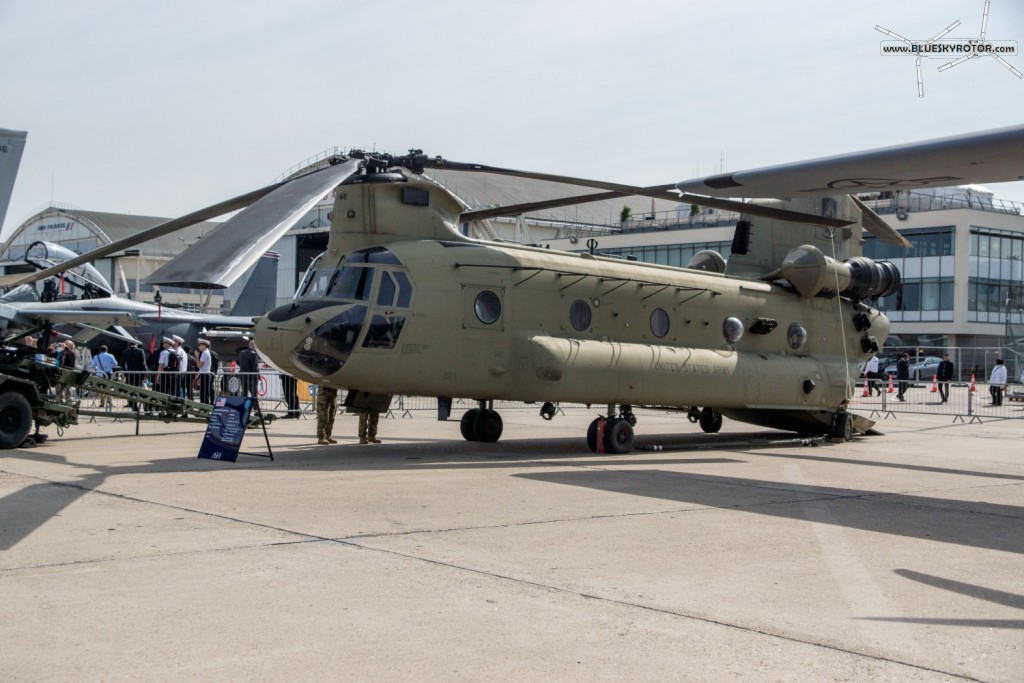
[851,195,912,246]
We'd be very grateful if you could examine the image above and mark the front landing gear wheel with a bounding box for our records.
[473,410,503,443]
[460,409,480,441]
[604,417,634,454]
[698,408,722,433]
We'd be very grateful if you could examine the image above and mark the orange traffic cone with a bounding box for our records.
[930,375,938,392]
[887,374,895,393]
[970,373,976,392]
[862,377,870,397]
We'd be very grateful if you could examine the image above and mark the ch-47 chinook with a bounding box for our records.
[12,125,1024,452]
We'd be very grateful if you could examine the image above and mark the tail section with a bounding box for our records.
[0,129,28,235]
[229,251,280,316]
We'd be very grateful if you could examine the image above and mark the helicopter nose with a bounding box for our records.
[256,301,366,379]
[254,301,327,356]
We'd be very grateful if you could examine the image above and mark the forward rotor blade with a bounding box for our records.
[431,158,852,228]
[6,183,286,289]
[461,190,631,223]
[458,184,683,223]
[426,157,679,196]
[148,158,362,288]
[850,195,912,247]
[459,187,852,228]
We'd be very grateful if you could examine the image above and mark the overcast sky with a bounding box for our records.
[1,0,1022,239]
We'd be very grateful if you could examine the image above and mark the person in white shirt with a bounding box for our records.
[989,358,1007,407]
[196,338,214,404]
[172,335,189,399]
[864,354,882,396]
[156,338,176,396]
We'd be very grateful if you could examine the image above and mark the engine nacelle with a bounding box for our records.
[779,244,900,300]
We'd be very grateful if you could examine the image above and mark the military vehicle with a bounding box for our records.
[10,125,1024,452]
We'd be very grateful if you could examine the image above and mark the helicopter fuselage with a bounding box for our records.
[254,174,890,434]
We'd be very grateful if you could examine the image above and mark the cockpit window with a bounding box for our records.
[290,305,367,375]
[363,315,406,349]
[327,266,375,301]
[393,271,413,308]
[377,272,396,307]
[297,254,327,298]
[1,284,40,303]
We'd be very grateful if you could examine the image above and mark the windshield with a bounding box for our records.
[25,241,113,296]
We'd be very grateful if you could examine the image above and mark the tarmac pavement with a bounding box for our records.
[0,407,1022,681]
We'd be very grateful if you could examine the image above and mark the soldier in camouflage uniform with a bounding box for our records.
[358,410,381,445]
[315,385,338,445]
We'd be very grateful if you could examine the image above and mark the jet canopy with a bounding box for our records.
[25,241,113,300]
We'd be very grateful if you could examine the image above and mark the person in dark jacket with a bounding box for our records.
[121,341,149,412]
[896,353,910,402]
[237,339,260,397]
[936,353,955,403]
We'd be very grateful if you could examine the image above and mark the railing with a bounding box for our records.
[63,367,589,420]
[858,190,1024,216]
[849,375,1022,423]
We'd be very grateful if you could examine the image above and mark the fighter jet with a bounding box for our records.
[0,241,276,351]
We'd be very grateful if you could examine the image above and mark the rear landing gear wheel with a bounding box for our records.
[460,409,480,441]
[473,410,503,443]
[831,412,854,442]
[698,408,722,434]
[586,418,601,453]
[604,417,634,454]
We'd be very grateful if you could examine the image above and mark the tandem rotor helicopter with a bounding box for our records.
[12,125,1024,452]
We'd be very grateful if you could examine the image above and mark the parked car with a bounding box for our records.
[883,356,943,381]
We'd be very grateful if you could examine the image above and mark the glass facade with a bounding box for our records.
[865,227,955,322]
[968,226,1024,323]
[594,240,732,267]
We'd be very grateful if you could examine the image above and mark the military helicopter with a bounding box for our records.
[12,125,1024,452]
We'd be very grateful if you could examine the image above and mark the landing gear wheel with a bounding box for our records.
[460,409,480,441]
[832,412,854,442]
[698,408,722,433]
[0,391,33,449]
[586,418,601,452]
[604,417,634,454]
[687,407,701,423]
[473,410,503,443]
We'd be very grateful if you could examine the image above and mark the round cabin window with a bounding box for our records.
[474,291,501,325]
[569,299,592,331]
[650,308,670,338]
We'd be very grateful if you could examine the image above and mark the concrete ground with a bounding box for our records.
[0,406,1021,682]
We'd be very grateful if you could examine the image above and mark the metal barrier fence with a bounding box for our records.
[70,369,583,419]
[847,375,1022,423]
[74,367,1013,426]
